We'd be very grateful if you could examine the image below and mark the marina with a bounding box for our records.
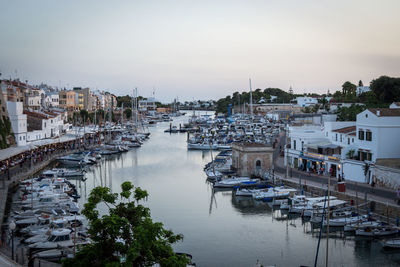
[3,112,400,266]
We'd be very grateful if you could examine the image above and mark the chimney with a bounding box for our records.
[377,110,380,116]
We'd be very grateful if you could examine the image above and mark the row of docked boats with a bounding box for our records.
[9,175,91,262]
[56,131,150,166]
[203,148,400,252]
[185,113,282,150]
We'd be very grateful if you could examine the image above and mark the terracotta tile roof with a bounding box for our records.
[369,108,400,117]
[333,125,356,134]
[24,110,55,119]
[43,111,58,116]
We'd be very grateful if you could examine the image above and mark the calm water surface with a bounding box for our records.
[72,113,400,267]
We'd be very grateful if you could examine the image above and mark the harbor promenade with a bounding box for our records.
[273,154,400,220]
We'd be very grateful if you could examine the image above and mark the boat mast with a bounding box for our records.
[121,102,124,128]
[326,175,331,267]
[135,88,138,133]
[249,78,253,121]
[131,89,134,122]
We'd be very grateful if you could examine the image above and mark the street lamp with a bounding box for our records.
[9,220,16,261]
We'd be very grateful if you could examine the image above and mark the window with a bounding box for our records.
[256,160,261,168]
[367,153,372,161]
[359,130,364,140]
[335,133,338,141]
[348,138,350,145]
[352,138,354,143]
[293,140,296,150]
[340,134,342,142]
[366,131,372,141]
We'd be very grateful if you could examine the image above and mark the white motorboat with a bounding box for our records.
[214,177,260,188]
[253,187,296,201]
[356,227,399,237]
[24,234,50,244]
[235,188,264,197]
[314,215,368,227]
[382,238,400,249]
[32,248,73,262]
[29,229,74,250]
[205,169,223,180]
[187,142,218,150]
[42,168,85,178]
[344,221,382,232]
[57,154,92,166]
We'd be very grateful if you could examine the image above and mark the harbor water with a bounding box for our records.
[70,113,400,267]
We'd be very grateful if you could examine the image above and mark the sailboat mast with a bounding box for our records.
[249,78,253,120]
[135,88,138,131]
[121,102,124,128]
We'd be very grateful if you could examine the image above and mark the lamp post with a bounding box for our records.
[9,220,16,261]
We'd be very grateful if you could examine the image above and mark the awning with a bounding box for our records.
[300,156,324,162]
[318,144,340,149]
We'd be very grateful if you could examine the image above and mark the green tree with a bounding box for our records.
[342,81,356,96]
[63,182,188,267]
[311,104,320,113]
[337,104,366,121]
[80,110,90,124]
[124,108,132,120]
[370,76,400,103]
[358,80,363,87]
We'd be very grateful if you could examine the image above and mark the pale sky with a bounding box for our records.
[1,0,399,102]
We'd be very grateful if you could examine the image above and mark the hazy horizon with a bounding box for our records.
[1,0,399,102]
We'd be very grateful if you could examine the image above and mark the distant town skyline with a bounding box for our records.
[1,0,399,102]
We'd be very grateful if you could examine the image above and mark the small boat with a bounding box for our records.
[344,220,382,232]
[57,153,93,166]
[235,188,263,197]
[187,142,218,150]
[313,215,368,227]
[356,227,399,237]
[253,187,296,201]
[164,126,179,133]
[382,238,400,249]
[214,177,260,188]
[32,248,73,262]
[42,168,85,178]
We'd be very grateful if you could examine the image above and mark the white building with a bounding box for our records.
[285,123,346,178]
[25,110,62,141]
[341,108,400,183]
[356,86,371,96]
[355,108,400,162]
[6,101,27,146]
[138,97,157,111]
[389,102,400,109]
[285,106,400,184]
[43,91,59,108]
[296,97,318,107]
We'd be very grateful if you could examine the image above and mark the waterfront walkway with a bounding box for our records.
[272,132,399,206]
[0,140,96,266]
[275,156,398,204]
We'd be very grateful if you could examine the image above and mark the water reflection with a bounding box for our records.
[53,113,400,267]
[231,195,273,215]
